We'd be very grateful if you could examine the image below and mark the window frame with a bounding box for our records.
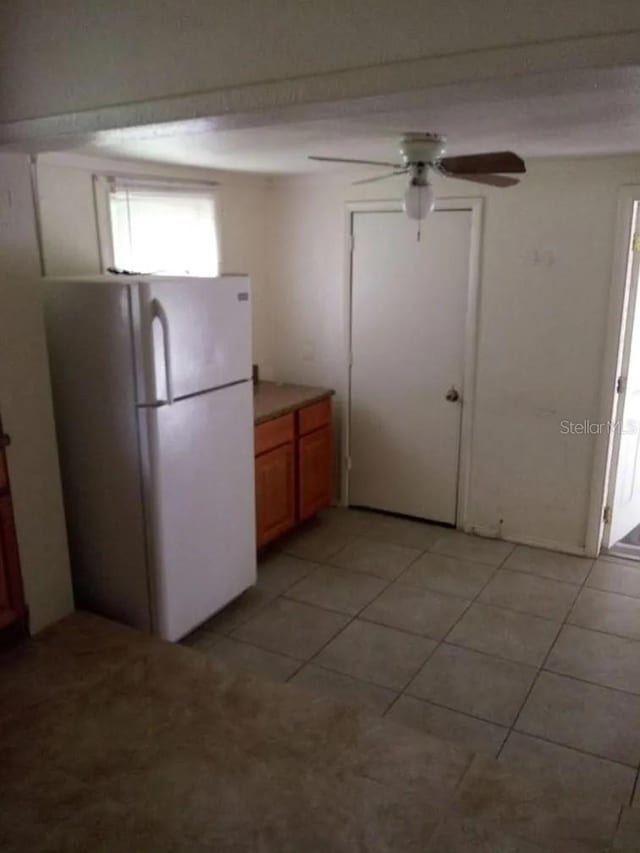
[93,173,220,275]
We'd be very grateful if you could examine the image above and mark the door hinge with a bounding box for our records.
[346,456,353,472]
[603,505,612,524]
[617,375,627,394]
[348,351,354,368]
[349,233,355,253]
[633,233,640,254]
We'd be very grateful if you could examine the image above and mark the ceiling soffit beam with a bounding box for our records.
[1,30,639,153]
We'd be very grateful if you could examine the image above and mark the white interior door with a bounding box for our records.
[349,208,472,525]
[608,215,640,545]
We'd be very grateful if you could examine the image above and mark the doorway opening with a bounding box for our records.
[602,195,640,559]
[344,199,481,530]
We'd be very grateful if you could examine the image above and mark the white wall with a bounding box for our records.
[0,153,73,631]
[2,2,639,143]
[36,154,275,377]
[266,157,640,554]
[26,148,640,558]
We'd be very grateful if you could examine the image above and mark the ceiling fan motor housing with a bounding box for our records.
[400,133,447,169]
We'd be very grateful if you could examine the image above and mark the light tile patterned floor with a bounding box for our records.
[183,508,640,809]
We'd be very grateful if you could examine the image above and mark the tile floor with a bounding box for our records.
[183,507,640,809]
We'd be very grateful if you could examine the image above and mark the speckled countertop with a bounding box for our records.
[253,380,334,425]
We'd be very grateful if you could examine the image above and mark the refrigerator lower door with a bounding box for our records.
[139,380,256,640]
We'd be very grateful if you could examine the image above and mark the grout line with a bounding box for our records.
[382,688,404,717]
[438,638,539,669]
[500,565,589,587]
[356,611,470,641]
[508,723,639,771]
[282,535,446,689]
[290,656,401,704]
[285,656,312,683]
[541,663,640,698]
[629,767,640,808]
[495,729,638,772]
[397,691,511,731]
[453,599,566,624]
[298,657,403,696]
[209,633,302,663]
[383,545,511,725]
[562,619,640,644]
[584,580,640,601]
[297,545,432,679]
[191,598,274,639]
[363,575,476,603]
[497,549,601,760]
[389,687,640,771]
[575,582,640,605]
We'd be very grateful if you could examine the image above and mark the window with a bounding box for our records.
[105,178,219,276]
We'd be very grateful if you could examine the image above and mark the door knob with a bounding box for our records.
[445,387,460,403]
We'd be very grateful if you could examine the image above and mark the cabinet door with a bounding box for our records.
[255,443,296,547]
[0,454,7,494]
[0,493,26,632]
[298,426,332,522]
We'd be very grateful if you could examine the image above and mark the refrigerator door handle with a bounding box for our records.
[151,298,174,405]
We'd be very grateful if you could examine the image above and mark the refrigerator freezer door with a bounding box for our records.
[135,276,252,404]
[139,380,256,640]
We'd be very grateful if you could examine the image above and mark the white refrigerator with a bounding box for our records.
[44,274,257,641]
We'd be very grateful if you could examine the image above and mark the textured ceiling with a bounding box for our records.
[76,66,640,173]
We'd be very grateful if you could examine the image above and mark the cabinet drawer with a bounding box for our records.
[254,413,295,456]
[298,398,331,436]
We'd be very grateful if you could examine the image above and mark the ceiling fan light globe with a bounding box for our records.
[403,182,434,221]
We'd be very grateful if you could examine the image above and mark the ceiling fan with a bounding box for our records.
[309,133,526,221]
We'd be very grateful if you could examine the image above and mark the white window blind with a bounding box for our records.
[108,179,220,276]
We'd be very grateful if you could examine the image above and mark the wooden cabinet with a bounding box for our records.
[0,444,7,493]
[298,428,332,521]
[254,414,296,548]
[254,396,333,548]
[0,495,24,628]
[0,426,27,644]
[255,442,296,547]
[298,399,332,522]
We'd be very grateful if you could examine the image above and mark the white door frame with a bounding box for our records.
[587,186,640,555]
[341,197,483,530]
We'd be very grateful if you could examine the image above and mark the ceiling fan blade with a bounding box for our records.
[352,169,409,186]
[449,173,520,188]
[309,155,402,168]
[439,151,525,175]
